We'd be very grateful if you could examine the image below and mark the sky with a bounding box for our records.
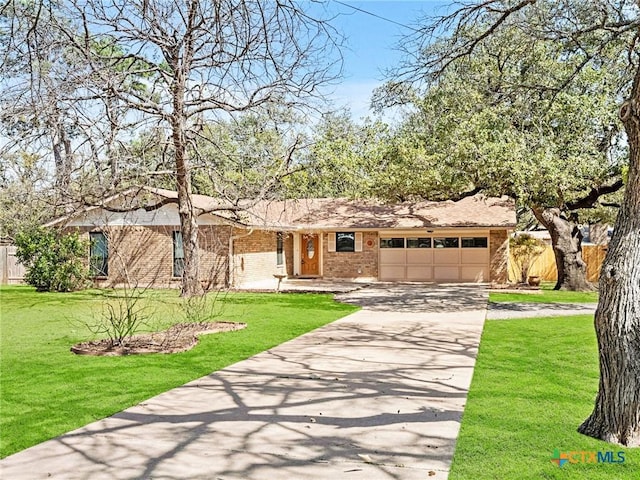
[321,1,451,120]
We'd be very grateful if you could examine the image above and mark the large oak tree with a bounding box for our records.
[394,0,639,447]
[376,35,626,291]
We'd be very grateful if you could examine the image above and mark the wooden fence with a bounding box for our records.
[0,245,25,284]
[508,244,607,283]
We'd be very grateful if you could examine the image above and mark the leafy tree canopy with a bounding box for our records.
[377,29,626,218]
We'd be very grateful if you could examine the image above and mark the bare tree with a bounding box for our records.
[0,1,138,211]
[74,0,340,296]
[396,0,639,446]
[1,0,341,296]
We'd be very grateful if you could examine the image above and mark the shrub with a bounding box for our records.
[14,227,89,292]
[510,233,546,283]
[84,285,155,347]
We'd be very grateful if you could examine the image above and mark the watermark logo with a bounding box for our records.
[551,448,625,467]
[551,449,569,467]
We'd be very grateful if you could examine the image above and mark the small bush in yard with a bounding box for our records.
[14,227,89,292]
[509,233,546,283]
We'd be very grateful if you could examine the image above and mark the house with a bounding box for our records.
[46,188,516,288]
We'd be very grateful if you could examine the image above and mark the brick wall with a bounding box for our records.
[322,231,378,279]
[72,225,230,289]
[232,229,291,286]
[489,229,509,283]
[284,233,294,277]
[199,225,231,289]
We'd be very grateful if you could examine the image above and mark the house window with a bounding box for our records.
[434,237,459,248]
[462,237,488,248]
[407,237,431,248]
[380,237,405,248]
[173,231,185,277]
[276,232,284,266]
[336,232,355,252]
[89,232,108,277]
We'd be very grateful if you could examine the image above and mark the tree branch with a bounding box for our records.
[448,186,484,201]
[566,179,624,210]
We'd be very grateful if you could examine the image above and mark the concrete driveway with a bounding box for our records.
[0,284,488,480]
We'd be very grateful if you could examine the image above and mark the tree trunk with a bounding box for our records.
[532,207,593,291]
[106,94,120,186]
[52,118,72,198]
[578,66,640,447]
[170,34,202,298]
[175,146,202,298]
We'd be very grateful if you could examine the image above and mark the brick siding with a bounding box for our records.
[322,232,378,279]
[72,225,230,289]
[68,224,509,287]
[232,229,292,285]
[489,229,509,283]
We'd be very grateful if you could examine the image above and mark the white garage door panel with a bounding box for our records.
[379,235,489,283]
[381,266,405,280]
[461,266,488,282]
[461,249,489,264]
[434,250,459,264]
[434,266,459,281]
[380,250,406,264]
[407,266,433,280]
[407,250,433,263]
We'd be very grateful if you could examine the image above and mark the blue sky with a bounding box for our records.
[322,1,451,119]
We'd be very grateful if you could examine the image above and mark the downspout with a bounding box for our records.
[228,226,254,288]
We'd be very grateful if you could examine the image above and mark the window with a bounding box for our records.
[276,232,284,266]
[434,237,459,248]
[173,231,185,277]
[380,237,405,248]
[336,232,355,252]
[407,237,431,248]
[89,232,108,276]
[462,237,488,248]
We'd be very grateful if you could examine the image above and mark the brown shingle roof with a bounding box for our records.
[232,195,516,230]
[47,187,516,230]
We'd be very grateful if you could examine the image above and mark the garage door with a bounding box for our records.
[379,235,489,282]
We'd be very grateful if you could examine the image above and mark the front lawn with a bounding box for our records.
[0,286,358,458]
[450,316,638,479]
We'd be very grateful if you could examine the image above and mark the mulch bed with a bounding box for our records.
[71,322,247,356]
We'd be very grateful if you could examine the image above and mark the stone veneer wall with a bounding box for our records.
[489,229,509,283]
[322,231,378,279]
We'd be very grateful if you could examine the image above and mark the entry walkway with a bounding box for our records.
[0,284,488,480]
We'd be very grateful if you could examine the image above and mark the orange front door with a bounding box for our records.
[301,234,319,276]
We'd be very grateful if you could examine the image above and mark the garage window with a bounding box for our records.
[407,237,431,248]
[380,237,405,248]
[462,237,488,248]
[434,237,459,248]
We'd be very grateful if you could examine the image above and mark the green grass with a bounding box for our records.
[490,283,599,304]
[0,285,358,458]
[450,316,639,479]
